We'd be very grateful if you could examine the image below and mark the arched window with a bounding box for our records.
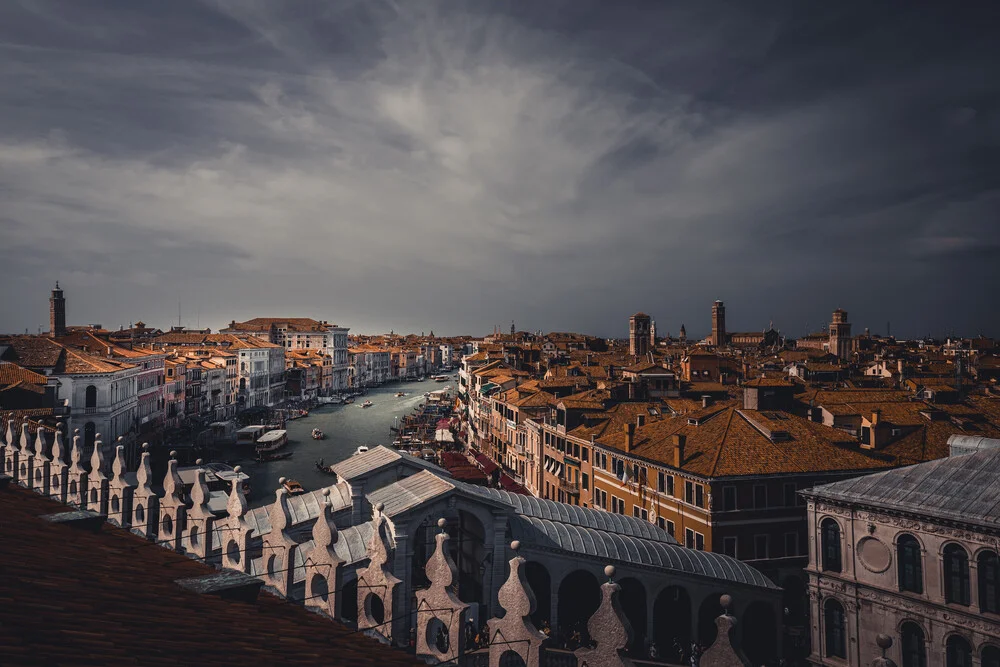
[982,646,1000,667]
[979,551,1000,614]
[824,598,846,659]
[900,622,926,667]
[85,385,97,408]
[943,544,970,606]
[898,534,923,594]
[946,636,972,667]
[821,519,842,572]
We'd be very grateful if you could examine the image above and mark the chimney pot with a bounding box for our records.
[672,433,686,468]
[701,395,711,408]
[624,422,636,453]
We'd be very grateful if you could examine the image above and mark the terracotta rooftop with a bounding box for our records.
[0,485,423,667]
[0,362,48,388]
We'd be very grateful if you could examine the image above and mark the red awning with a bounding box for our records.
[474,453,499,475]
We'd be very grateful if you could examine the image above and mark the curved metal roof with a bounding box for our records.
[459,482,678,545]
[248,522,376,584]
[509,515,777,590]
[245,483,353,535]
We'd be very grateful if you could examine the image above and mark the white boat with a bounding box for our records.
[255,429,288,454]
[353,445,370,456]
[317,396,342,405]
[432,375,448,382]
[361,400,373,408]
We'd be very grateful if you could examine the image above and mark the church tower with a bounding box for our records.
[49,282,66,337]
[711,300,726,347]
[649,320,657,349]
[629,313,651,357]
[679,324,687,343]
[829,309,852,359]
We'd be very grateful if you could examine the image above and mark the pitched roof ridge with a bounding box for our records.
[709,407,738,476]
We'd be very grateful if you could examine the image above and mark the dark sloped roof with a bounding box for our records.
[460,483,678,544]
[331,445,450,482]
[0,485,423,667]
[509,516,777,590]
[804,448,1000,530]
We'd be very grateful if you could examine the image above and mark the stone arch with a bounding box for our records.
[557,569,601,645]
[896,532,924,594]
[820,517,843,572]
[942,542,970,606]
[945,633,973,667]
[455,508,488,605]
[310,572,329,604]
[899,620,927,667]
[697,593,726,647]
[742,601,777,666]
[653,585,691,663]
[981,644,1000,667]
[823,597,847,659]
[524,560,551,629]
[226,539,241,565]
[617,576,647,654]
[499,650,527,667]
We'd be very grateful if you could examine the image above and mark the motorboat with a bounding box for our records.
[311,428,325,440]
[353,445,370,456]
[282,478,305,495]
[255,429,288,454]
[361,400,373,408]
[395,391,406,397]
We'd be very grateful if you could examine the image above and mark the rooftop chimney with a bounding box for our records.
[673,433,686,468]
[701,395,711,408]
[624,422,636,453]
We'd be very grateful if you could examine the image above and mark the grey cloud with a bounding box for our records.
[0,0,998,338]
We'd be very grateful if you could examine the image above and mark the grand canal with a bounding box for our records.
[220,377,453,508]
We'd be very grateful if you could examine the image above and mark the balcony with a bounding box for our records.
[558,478,580,494]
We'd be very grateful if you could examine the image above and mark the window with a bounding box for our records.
[695,485,704,508]
[946,636,972,667]
[685,529,695,549]
[658,471,666,493]
[944,544,970,606]
[783,483,797,507]
[723,486,737,511]
[784,532,798,558]
[900,622,926,667]
[666,519,675,536]
[983,646,1000,667]
[723,537,737,558]
[685,481,694,504]
[980,551,1000,614]
[824,599,846,659]
[753,484,767,508]
[582,473,589,491]
[821,519,842,572]
[611,496,625,515]
[632,507,648,521]
[85,385,97,409]
[696,532,704,551]
[754,534,768,560]
[898,534,923,593]
[581,448,589,462]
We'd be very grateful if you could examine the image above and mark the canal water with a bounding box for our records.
[220,377,454,508]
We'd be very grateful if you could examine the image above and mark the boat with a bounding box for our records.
[286,409,308,420]
[255,429,288,454]
[395,391,406,397]
[432,375,448,382]
[283,478,305,495]
[317,396,342,405]
[361,400,373,408]
[353,445,370,456]
[311,428,325,440]
[315,459,336,475]
[344,397,354,404]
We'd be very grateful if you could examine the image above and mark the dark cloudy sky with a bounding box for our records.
[2,1,998,339]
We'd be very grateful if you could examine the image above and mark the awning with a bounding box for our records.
[479,383,500,396]
[474,453,499,474]
[435,429,454,443]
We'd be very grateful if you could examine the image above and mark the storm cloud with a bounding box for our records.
[1,0,998,338]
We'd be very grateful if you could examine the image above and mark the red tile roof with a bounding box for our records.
[0,486,423,667]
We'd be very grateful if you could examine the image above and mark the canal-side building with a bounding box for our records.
[802,439,1000,667]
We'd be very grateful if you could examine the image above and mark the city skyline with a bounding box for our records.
[2,1,999,337]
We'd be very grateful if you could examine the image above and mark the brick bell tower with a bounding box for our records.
[829,308,852,359]
[711,300,726,347]
[50,282,67,337]
[629,313,651,357]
